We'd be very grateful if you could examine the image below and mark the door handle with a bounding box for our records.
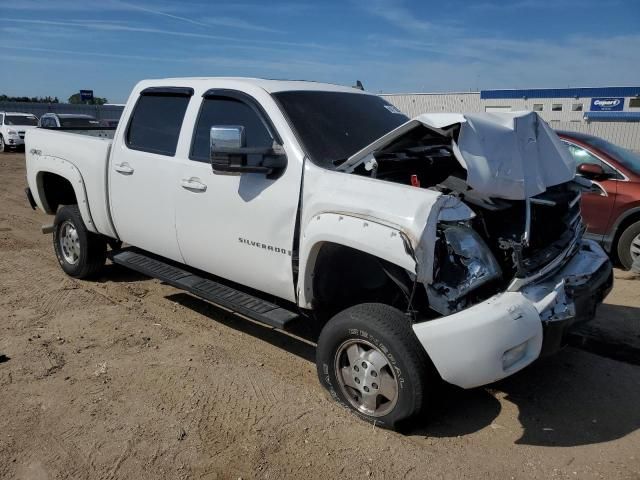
[180,177,207,192]
[114,162,134,174]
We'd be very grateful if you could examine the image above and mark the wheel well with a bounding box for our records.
[311,243,416,320]
[612,210,640,253]
[39,172,77,213]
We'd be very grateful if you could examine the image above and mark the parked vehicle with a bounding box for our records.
[558,131,640,269]
[0,111,38,151]
[24,79,612,429]
[99,119,120,128]
[39,113,100,128]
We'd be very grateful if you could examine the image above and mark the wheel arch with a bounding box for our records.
[608,206,640,253]
[609,207,640,266]
[298,213,417,312]
[35,160,97,233]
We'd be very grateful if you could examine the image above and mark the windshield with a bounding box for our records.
[273,91,409,169]
[59,117,99,128]
[5,115,38,126]
[582,136,640,175]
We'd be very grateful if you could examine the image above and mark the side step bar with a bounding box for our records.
[111,250,299,329]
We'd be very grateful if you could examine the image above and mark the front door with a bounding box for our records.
[109,87,193,262]
[174,92,302,302]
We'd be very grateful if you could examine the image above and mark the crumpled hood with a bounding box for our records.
[340,111,576,200]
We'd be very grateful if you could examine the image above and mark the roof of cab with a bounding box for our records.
[1,112,36,116]
[139,77,370,95]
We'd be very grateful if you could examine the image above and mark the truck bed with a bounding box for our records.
[40,126,116,139]
[25,127,117,238]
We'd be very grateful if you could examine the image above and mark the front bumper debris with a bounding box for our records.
[412,239,612,389]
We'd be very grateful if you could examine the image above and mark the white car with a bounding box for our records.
[24,78,612,430]
[0,111,38,151]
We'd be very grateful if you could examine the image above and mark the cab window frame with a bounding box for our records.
[124,86,194,157]
[189,89,283,163]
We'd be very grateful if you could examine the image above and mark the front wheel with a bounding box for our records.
[316,303,434,430]
[617,220,640,270]
[0,135,5,153]
[53,205,107,278]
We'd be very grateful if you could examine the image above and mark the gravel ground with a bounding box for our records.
[1,151,639,479]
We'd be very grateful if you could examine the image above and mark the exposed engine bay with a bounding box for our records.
[351,119,584,316]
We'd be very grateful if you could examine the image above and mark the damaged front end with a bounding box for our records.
[341,110,608,319]
[427,224,502,315]
[426,185,585,315]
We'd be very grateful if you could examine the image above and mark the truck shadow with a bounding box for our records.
[165,292,318,363]
[410,348,640,447]
[96,263,150,283]
[164,291,640,447]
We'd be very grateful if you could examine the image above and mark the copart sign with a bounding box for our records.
[590,97,624,111]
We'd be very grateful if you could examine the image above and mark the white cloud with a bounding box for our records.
[2,18,331,50]
[353,0,461,36]
[469,0,620,10]
[114,1,284,34]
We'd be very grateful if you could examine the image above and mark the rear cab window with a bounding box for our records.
[126,87,193,156]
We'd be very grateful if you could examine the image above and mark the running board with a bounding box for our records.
[111,250,299,329]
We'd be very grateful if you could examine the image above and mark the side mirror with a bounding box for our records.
[577,163,607,179]
[210,125,286,177]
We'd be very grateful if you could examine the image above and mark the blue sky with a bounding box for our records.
[1,0,639,103]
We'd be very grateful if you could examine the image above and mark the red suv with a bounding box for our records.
[558,131,640,269]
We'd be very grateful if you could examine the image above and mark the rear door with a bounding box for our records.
[174,90,302,302]
[109,87,193,262]
[564,141,619,238]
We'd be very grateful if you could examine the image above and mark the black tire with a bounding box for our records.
[316,303,433,430]
[617,220,640,270]
[53,205,106,278]
[0,135,5,153]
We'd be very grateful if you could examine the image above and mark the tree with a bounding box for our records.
[0,94,59,103]
[68,93,108,105]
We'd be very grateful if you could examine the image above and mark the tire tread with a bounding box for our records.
[316,303,433,429]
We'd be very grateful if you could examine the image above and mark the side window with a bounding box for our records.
[565,143,620,178]
[190,96,273,162]
[126,92,191,156]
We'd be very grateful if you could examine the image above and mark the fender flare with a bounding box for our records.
[35,156,97,233]
[297,213,416,308]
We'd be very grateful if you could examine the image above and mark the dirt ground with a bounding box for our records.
[1,151,639,480]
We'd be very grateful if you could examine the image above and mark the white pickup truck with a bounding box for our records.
[25,77,612,429]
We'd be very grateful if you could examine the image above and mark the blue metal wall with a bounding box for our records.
[481,87,640,99]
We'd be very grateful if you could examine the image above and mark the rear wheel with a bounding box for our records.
[0,135,5,153]
[316,303,433,430]
[617,220,640,270]
[53,205,106,278]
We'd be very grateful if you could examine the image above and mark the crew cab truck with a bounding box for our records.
[25,78,613,430]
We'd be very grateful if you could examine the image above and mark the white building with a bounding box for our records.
[381,87,640,151]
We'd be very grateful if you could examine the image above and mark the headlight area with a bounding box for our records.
[426,224,502,315]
